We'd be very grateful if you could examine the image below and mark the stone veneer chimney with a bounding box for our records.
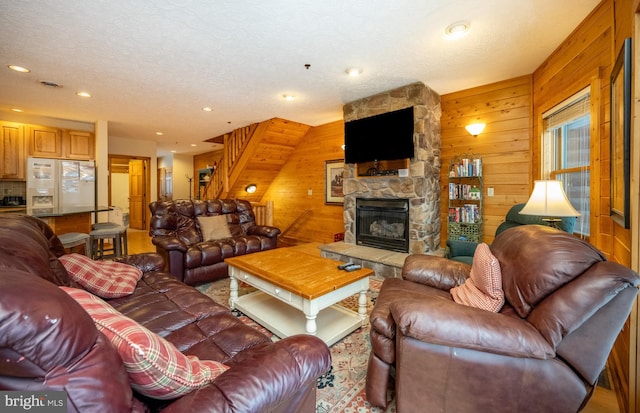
[342,82,442,254]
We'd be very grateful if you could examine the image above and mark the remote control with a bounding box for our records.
[344,264,362,272]
[337,262,353,270]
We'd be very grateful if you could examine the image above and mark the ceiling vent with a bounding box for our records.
[40,80,63,88]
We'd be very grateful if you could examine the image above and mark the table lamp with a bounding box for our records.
[519,180,581,228]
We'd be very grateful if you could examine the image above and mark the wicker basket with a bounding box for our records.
[448,222,482,242]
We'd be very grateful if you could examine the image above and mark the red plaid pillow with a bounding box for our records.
[60,287,229,399]
[450,243,505,312]
[59,253,142,298]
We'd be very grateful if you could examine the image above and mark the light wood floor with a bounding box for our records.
[125,230,621,413]
[126,228,155,254]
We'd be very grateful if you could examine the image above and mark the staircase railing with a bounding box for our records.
[250,200,274,226]
[277,209,312,246]
[200,159,225,199]
[203,123,258,199]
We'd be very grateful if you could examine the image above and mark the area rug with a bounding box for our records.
[198,277,396,413]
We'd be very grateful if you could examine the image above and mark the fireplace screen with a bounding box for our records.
[356,198,409,252]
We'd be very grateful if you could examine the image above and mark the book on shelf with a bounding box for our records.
[449,183,481,200]
[449,158,482,177]
[448,204,480,223]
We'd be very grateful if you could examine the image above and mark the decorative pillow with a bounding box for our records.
[450,243,504,312]
[197,215,232,241]
[59,253,143,298]
[60,287,229,399]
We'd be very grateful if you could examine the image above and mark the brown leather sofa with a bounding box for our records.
[0,214,331,413]
[367,225,639,412]
[149,199,280,286]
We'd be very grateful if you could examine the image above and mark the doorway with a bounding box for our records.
[108,155,151,230]
[157,167,173,201]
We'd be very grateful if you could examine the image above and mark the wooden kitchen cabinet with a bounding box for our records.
[28,125,62,158]
[27,125,95,160]
[64,130,95,160]
[0,121,26,180]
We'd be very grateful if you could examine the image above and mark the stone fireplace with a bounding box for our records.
[342,82,442,254]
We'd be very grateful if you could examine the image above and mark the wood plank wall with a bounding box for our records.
[629,2,640,412]
[440,75,533,246]
[532,1,635,411]
[262,120,345,244]
[611,1,635,412]
[609,0,635,266]
[532,0,613,255]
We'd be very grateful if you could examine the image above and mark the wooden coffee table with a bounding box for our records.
[225,247,372,346]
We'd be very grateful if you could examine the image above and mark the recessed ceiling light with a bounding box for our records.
[444,21,470,39]
[345,67,363,77]
[202,106,213,112]
[8,65,30,73]
[282,94,296,101]
[76,91,91,98]
[170,150,176,153]
[156,132,164,136]
[190,144,197,147]
[11,108,23,112]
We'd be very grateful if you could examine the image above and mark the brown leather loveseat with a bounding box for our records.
[367,225,639,412]
[0,214,331,412]
[149,199,280,285]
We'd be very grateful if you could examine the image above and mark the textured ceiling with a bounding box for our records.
[0,0,600,156]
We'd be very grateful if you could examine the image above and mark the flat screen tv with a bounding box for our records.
[344,106,414,164]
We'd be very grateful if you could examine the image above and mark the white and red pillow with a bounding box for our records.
[450,243,505,312]
[60,287,229,399]
[59,253,142,298]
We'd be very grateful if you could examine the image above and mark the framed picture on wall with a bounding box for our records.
[325,159,345,205]
[610,37,631,229]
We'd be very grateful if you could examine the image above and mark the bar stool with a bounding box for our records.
[58,232,91,257]
[91,206,128,259]
[90,225,127,259]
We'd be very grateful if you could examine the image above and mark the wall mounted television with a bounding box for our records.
[344,106,414,164]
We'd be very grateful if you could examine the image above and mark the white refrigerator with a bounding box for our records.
[26,157,96,214]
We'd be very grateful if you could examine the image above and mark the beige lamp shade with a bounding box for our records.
[520,180,581,217]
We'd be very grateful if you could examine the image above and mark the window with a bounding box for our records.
[542,88,590,237]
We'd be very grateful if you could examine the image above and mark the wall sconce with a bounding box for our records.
[465,123,486,137]
[245,184,257,194]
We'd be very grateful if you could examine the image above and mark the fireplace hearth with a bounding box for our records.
[356,198,409,253]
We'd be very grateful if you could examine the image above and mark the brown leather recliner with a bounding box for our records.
[149,199,281,286]
[367,225,640,412]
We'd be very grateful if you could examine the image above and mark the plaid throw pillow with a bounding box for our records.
[450,243,505,312]
[60,287,229,399]
[59,253,142,298]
